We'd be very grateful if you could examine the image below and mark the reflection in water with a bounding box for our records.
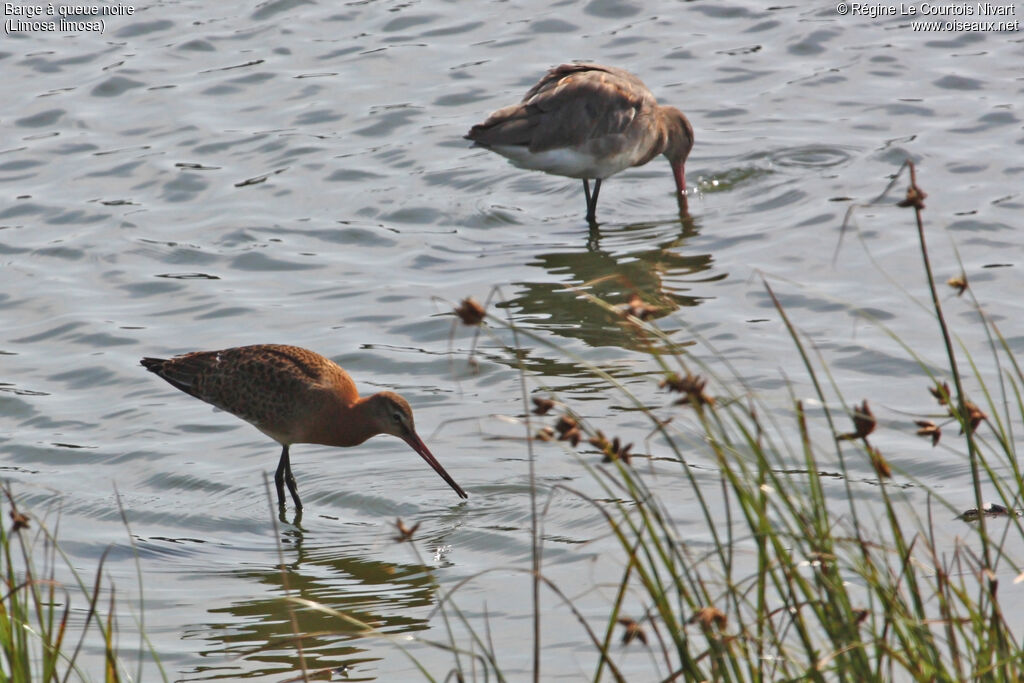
[180,522,458,681]
[502,212,725,350]
[695,165,773,195]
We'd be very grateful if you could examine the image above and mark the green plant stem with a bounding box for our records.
[904,161,990,569]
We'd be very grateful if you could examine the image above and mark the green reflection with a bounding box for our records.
[501,213,725,350]
[179,524,457,681]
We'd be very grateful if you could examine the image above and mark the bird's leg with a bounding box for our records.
[583,179,594,223]
[283,448,302,510]
[275,445,303,510]
[274,445,288,508]
[584,179,602,224]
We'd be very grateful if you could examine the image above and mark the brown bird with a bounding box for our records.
[465,62,694,223]
[141,344,467,510]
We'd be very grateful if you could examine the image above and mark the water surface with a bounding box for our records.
[2,0,1022,678]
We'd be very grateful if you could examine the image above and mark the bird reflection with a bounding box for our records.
[501,211,723,351]
[178,517,462,680]
[280,505,302,526]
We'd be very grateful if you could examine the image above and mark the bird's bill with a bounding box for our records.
[672,161,689,215]
[404,432,469,499]
[672,160,687,195]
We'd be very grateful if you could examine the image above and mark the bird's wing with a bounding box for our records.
[156,346,327,430]
[467,64,652,154]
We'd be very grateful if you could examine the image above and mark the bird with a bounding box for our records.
[465,62,694,223]
[140,344,467,510]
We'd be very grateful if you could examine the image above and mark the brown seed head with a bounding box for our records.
[689,606,727,631]
[962,400,986,435]
[616,617,648,646]
[531,396,555,415]
[602,436,634,464]
[929,382,951,406]
[665,372,715,407]
[947,274,968,296]
[897,184,927,210]
[852,400,875,437]
[555,415,577,436]
[9,510,29,532]
[455,297,486,326]
[838,400,875,441]
[394,518,421,543]
[914,420,942,447]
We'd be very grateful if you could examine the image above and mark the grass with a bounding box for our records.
[375,160,1024,681]
[0,487,164,682]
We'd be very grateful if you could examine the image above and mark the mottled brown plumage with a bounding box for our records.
[466,63,694,222]
[141,344,467,509]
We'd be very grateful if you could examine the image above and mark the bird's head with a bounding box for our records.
[369,391,418,442]
[367,391,468,499]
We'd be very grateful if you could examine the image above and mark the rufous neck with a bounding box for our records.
[309,395,378,448]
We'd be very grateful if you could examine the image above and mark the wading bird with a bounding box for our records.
[466,62,694,223]
[141,344,467,510]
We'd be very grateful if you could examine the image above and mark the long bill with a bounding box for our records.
[403,432,469,499]
[672,160,689,214]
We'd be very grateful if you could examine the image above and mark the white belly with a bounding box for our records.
[489,144,638,180]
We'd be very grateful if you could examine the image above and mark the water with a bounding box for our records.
[2,0,1023,678]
